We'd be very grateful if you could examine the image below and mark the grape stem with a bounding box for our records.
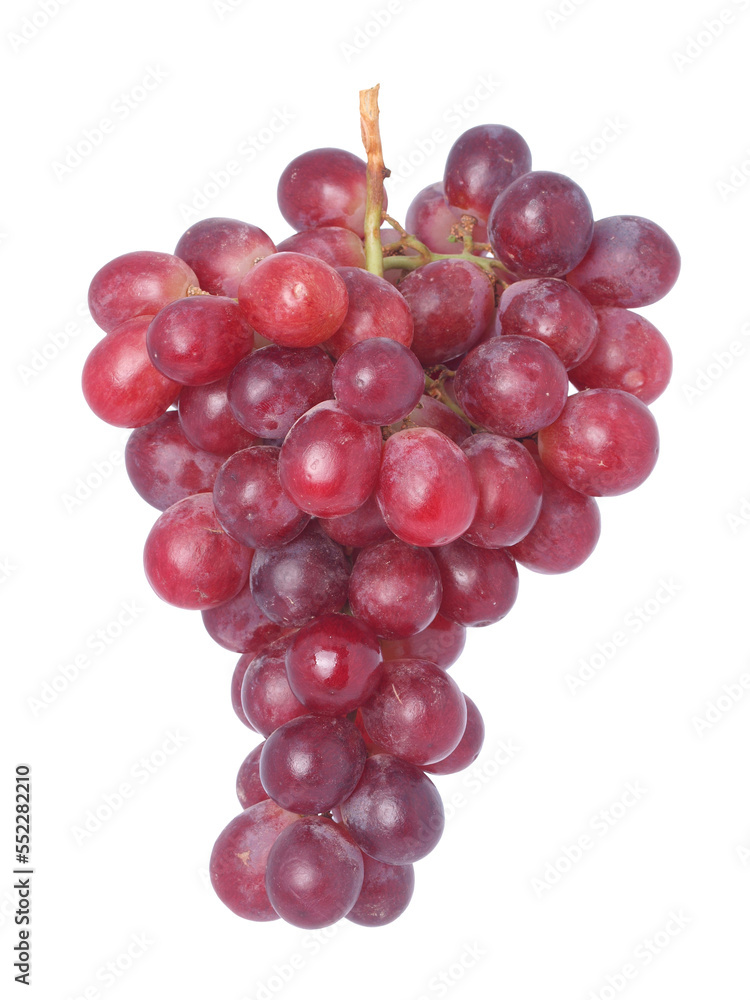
[359,85,389,278]
[424,372,481,431]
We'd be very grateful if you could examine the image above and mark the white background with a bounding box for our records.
[3,0,749,998]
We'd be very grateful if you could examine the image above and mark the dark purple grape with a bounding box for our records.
[339,754,445,865]
[332,338,425,426]
[265,816,364,928]
[455,335,568,438]
[231,656,256,730]
[399,259,495,366]
[213,446,310,549]
[432,539,518,627]
[488,171,594,278]
[202,583,291,655]
[227,345,334,439]
[496,277,598,369]
[250,523,350,627]
[177,375,258,456]
[538,388,659,496]
[443,124,532,222]
[566,215,680,307]
[346,855,415,926]
[568,307,672,403]
[259,715,366,814]
[174,218,275,297]
[125,411,225,511]
[348,539,443,640]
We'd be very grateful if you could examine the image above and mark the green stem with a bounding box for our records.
[359,85,388,277]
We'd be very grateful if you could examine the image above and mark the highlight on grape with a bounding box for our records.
[80,85,680,929]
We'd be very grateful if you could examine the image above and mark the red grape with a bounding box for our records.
[405,181,488,254]
[125,411,224,511]
[566,215,680,307]
[318,493,392,549]
[376,428,478,547]
[432,539,519,627]
[443,124,532,221]
[423,695,484,775]
[143,493,251,610]
[174,217,275,297]
[265,816,364,928]
[82,317,180,428]
[380,613,466,669]
[250,523,350,627]
[202,582,290,655]
[361,658,467,766]
[177,375,258,456]
[213,446,310,549]
[88,251,197,333]
[568,307,672,403]
[348,538,443,640]
[210,800,299,921]
[236,743,268,809]
[276,226,366,269]
[538,388,659,496]
[146,296,254,385]
[346,855,415,927]
[259,714,366,814]
[323,266,414,359]
[239,635,309,737]
[339,754,445,865]
[332,338,425,426]
[488,171,594,278]
[278,401,382,518]
[285,613,383,715]
[238,252,348,348]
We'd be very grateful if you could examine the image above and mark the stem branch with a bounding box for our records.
[359,85,389,277]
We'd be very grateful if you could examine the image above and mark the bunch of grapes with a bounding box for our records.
[81,88,679,930]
